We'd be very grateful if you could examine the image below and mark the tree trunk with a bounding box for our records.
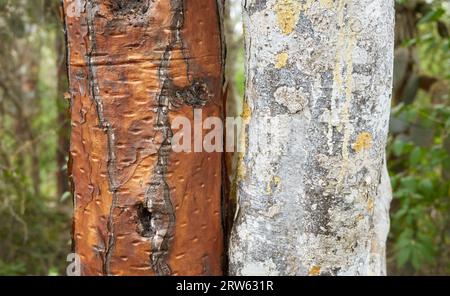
[64,0,225,276]
[229,0,395,276]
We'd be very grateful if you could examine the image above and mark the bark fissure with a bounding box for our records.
[86,0,120,276]
[141,0,213,275]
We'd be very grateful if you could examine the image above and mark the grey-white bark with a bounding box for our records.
[229,0,395,276]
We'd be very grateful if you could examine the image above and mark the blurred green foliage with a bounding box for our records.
[235,48,246,98]
[387,0,450,275]
[0,0,71,275]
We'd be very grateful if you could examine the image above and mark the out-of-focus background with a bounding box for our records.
[0,0,449,275]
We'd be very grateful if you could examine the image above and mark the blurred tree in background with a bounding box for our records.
[387,0,450,275]
[0,0,71,275]
[0,0,448,275]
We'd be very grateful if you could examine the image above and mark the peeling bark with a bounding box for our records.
[65,0,225,275]
[229,0,395,275]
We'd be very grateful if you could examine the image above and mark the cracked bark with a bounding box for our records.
[65,0,225,275]
[229,0,395,275]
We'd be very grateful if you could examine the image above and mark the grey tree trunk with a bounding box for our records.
[229,0,395,276]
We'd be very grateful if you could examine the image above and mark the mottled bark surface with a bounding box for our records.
[65,0,224,275]
[229,0,395,275]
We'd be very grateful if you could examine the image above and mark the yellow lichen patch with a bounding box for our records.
[241,100,252,121]
[275,52,289,69]
[309,266,321,276]
[236,101,252,182]
[319,0,334,9]
[353,132,373,153]
[367,197,374,213]
[236,152,247,180]
[333,1,356,186]
[266,175,282,194]
[273,176,281,186]
[275,0,302,35]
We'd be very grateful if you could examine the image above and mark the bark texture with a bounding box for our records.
[229,0,395,275]
[64,0,225,276]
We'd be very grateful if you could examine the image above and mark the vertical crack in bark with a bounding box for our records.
[141,0,184,277]
[141,0,213,275]
[86,0,119,276]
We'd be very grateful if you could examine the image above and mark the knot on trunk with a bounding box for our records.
[110,0,150,16]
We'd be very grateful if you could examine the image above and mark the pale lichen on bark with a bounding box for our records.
[230,0,395,276]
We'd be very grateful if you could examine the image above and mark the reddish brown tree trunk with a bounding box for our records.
[64,0,225,276]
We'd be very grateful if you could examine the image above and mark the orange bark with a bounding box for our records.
[64,0,225,275]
